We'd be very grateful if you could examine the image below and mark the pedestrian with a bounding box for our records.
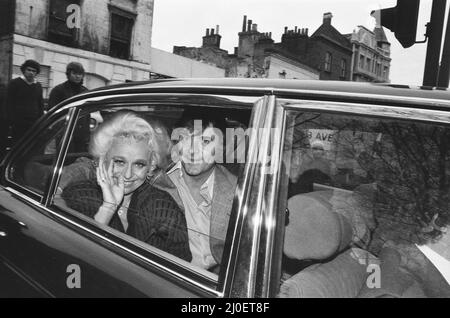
[49,61,89,152]
[5,59,44,146]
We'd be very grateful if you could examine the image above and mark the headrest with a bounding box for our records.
[279,248,373,298]
[284,191,353,261]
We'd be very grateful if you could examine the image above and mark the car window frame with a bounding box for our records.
[41,92,271,297]
[3,107,76,203]
[272,97,450,297]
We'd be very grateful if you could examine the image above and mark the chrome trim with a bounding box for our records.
[281,100,450,123]
[249,95,278,298]
[223,97,269,297]
[272,87,450,106]
[259,97,287,297]
[78,84,450,108]
[247,95,277,296]
[56,93,258,113]
[4,187,223,297]
[45,108,78,206]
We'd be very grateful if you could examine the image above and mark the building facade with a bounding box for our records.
[173,13,390,83]
[174,21,320,80]
[274,13,353,81]
[347,26,391,83]
[0,0,154,100]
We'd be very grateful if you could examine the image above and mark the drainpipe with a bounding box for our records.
[350,42,356,81]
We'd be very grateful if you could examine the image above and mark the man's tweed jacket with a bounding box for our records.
[153,164,238,265]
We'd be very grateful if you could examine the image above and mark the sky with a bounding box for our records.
[151,0,449,86]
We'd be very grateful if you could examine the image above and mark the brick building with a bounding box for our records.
[0,0,154,100]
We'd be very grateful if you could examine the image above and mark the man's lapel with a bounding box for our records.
[152,170,184,210]
[210,165,237,263]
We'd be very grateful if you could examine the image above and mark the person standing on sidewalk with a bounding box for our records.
[49,62,89,152]
[5,59,44,146]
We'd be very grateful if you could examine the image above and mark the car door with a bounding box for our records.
[268,93,450,298]
[0,108,166,297]
[0,90,273,297]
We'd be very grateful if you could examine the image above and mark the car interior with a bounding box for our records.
[278,110,450,297]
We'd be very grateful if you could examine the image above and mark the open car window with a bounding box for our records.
[50,94,257,289]
[7,111,69,196]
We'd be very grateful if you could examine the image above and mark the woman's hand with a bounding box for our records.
[94,158,125,225]
[96,157,125,207]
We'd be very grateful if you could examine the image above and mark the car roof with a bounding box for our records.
[89,78,450,98]
[52,78,450,112]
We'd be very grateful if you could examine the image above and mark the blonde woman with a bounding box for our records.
[62,111,191,261]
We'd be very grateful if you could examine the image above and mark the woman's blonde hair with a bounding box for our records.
[89,111,170,172]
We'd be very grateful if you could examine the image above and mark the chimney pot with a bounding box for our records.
[216,25,220,35]
[295,26,298,33]
[206,28,210,36]
[211,28,214,35]
[284,26,288,34]
[306,28,308,36]
[269,32,272,38]
[252,23,257,32]
[243,15,247,32]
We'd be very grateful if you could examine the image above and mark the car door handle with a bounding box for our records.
[0,231,7,237]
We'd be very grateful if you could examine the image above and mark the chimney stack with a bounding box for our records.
[202,25,222,48]
[252,23,257,32]
[323,12,333,25]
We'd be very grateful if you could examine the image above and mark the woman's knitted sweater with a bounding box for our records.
[62,180,192,262]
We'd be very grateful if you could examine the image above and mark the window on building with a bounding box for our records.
[109,8,135,60]
[359,55,365,69]
[324,52,332,72]
[340,59,346,78]
[48,0,79,46]
[366,57,371,72]
[383,66,389,79]
[376,63,381,77]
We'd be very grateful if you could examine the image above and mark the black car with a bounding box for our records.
[1,78,449,298]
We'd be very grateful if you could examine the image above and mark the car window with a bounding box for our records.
[8,112,69,196]
[51,95,256,286]
[277,105,450,298]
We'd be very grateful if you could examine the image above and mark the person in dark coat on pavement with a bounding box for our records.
[49,62,89,153]
[5,59,44,146]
